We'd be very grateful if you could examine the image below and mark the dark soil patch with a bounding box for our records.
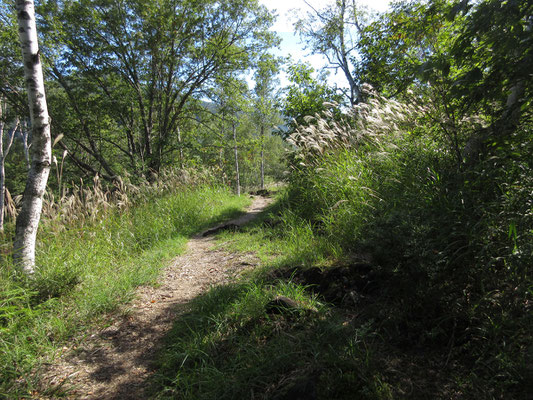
[270,262,387,307]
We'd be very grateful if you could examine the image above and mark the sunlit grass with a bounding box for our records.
[0,185,249,398]
[150,94,532,398]
[215,190,341,273]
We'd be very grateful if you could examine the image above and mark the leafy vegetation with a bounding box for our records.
[282,62,343,135]
[150,137,531,397]
[0,170,249,397]
[148,0,532,393]
[280,96,532,397]
[0,0,284,195]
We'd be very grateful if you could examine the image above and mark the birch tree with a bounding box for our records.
[295,0,367,105]
[13,0,52,274]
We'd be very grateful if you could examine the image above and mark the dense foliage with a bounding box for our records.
[0,0,285,198]
[146,1,532,394]
[278,0,532,396]
[282,62,343,135]
[284,96,531,396]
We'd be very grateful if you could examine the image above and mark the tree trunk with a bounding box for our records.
[339,0,360,105]
[232,122,240,196]
[13,0,52,274]
[260,125,265,190]
[21,119,31,170]
[177,126,184,169]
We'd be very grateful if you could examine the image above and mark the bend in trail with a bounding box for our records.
[42,195,274,399]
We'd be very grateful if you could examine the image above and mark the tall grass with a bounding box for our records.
[145,130,530,398]
[144,91,531,398]
[0,168,249,398]
[282,87,532,397]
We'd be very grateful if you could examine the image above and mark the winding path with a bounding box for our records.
[42,195,273,399]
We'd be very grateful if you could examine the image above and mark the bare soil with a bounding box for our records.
[41,195,273,399]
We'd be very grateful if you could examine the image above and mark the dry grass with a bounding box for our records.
[5,167,213,229]
[287,84,426,166]
[3,187,18,224]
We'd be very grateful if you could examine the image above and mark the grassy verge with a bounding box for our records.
[0,185,249,398]
[149,193,394,399]
[149,147,531,399]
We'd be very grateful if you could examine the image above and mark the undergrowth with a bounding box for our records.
[150,276,391,400]
[149,92,531,398]
[0,174,249,398]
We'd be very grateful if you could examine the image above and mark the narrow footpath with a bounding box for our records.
[42,195,273,399]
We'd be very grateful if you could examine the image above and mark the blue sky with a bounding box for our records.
[257,0,391,88]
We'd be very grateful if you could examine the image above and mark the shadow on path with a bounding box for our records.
[42,195,274,399]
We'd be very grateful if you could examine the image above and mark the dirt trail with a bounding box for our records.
[42,195,273,399]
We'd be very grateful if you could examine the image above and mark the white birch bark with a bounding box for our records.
[177,126,184,169]
[13,0,52,274]
[21,119,31,170]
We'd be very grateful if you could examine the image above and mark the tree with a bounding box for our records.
[356,0,446,98]
[13,0,52,274]
[294,0,367,105]
[38,0,276,179]
[212,75,250,195]
[282,62,342,135]
[357,0,533,165]
[358,0,468,163]
[450,0,533,163]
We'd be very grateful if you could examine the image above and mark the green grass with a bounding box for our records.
[214,191,341,271]
[148,127,532,399]
[0,185,249,398]
[148,192,394,399]
[150,278,392,400]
